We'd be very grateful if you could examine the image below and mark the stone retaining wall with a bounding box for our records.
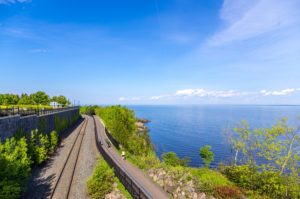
[0,108,79,140]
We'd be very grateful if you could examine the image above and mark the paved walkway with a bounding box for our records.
[93,116,169,199]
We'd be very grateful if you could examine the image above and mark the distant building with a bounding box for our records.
[50,101,62,108]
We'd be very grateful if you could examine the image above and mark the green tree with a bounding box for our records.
[30,91,50,105]
[255,118,300,175]
[199,145,214,168]
[18,94,33,105]
[97,105,136,148]
[52,95,69,106]
[0,94,19,105]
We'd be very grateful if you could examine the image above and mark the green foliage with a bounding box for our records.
[227,118,300,199]
[0,94,19,105]
[51,95,70,106]
[18,94,34,105]
[127,151,160,170]
[97,105,136,149]
[199,145,214,168]
[28,130,50,165]
[0,91,69,106]
[38,117,46,134]
[96,105,153,157]
[29,91,50,105]
[0,112,77,198]
[161,152,190,167]
[222,165,255,190]
[86,158,115,199]
[222,165,300,199]
[0,137,31,199]
[191,168,233,194]
[54,115,69,132]
[50,131,59,153]
[80,106,98,115]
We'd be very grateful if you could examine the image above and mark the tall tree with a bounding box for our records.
[30,91,50,105]
[51,95,69,106]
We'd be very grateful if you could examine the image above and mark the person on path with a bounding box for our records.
[121,151,126,160]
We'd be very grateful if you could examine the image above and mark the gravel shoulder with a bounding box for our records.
[69,115,100,199]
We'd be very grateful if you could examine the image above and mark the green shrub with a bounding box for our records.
[49,131,59,152]
[222,165,254,189]
[28,130,50,164]
[161,152,190,167]
[199,145,214,168]
[128,152,160,170]
[80,106,98,115]
[191,168,232,194]
[0,137,31,199]
[222,165,300,199]
[87,158,115,199]
[96,105,136,149]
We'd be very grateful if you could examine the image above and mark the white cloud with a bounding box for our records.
[210,0,300,45]
[118,97,141,101]
[28,48,48,53]
[119,97,126,101]
[119,87,300,103]
[174,88,247,98]
[149,95,169,100]
[260,88,296,96]
[0,0,30,4]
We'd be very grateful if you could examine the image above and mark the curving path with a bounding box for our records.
[93,115,169,199]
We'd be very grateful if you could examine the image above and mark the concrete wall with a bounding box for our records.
[0,108,79,140]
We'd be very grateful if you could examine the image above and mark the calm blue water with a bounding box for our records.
[130,105,300,167]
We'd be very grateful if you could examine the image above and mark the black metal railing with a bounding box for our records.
[93,116,151,199]
[0,106,79,117]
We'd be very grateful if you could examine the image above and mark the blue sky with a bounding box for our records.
[1,0,300,105]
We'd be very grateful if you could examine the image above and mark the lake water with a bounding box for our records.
[130,105,300,167]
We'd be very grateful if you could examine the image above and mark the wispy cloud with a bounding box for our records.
[0,0,30,4]
[119,97,141,101]
[174,89,249,98]
[210,0,300,46]
[260,88,297,96]
[28,48,48,53]
[149,95,170,100]
[119,87,300,102]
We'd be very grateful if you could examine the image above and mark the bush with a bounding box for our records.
[96,105,136,149]
[199,145,214,168]
[49,131,59,152]
[191,168,232,194]
[222,165,254,190]
[80,106,98,115]
[161,152,190,167]
[28,130,49,165]
[87,158,115,199]
[128,152,160,170]
[0,137,31,198]
[222,165,300,199]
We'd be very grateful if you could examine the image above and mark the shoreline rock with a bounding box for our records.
[137,118,150,123]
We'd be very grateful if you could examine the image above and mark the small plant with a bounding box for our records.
[50,131,59,152]
[199,145,214,167]
[161,151,190,167]
[86,158,115,199]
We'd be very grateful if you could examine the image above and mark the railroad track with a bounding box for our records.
[50,117,88,199]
